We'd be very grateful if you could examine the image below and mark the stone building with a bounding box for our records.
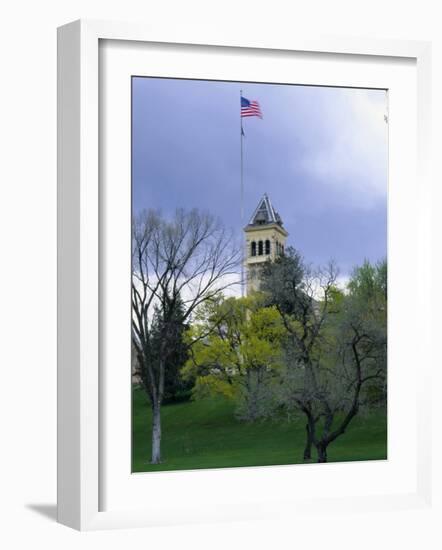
[244,194,288,294]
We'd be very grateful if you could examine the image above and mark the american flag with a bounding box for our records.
[241,96,262,118]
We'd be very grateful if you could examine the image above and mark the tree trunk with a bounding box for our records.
[151,402,162,464]
[303,424,313,460]
[317,443,328,463]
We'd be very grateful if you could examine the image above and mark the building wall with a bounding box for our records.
[244,224,287,293]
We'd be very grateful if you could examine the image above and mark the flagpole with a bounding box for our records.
[240,89,245,297]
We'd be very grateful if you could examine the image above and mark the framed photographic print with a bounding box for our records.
[57,20,432,530]
[130,76,388,472]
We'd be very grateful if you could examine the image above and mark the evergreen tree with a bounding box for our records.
[148,295,193,404]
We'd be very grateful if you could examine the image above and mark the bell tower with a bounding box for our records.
[244,194,288,294]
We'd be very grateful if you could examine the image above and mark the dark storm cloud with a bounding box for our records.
[132,77,387,277]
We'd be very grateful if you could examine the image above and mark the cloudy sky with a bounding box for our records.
[132,77,388,279]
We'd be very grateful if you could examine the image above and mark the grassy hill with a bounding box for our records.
[132,386,387,472]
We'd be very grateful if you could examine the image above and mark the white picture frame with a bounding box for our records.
[57,19,433,531]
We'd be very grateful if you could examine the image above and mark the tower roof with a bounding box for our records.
[247,194,283,227]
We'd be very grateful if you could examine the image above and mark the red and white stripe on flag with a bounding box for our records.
[241,100,263,118]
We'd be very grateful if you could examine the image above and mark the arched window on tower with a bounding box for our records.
[265,239,271,255]
[251,241,256,256]
[258,240,263,256]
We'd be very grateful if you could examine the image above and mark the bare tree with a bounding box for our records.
[132,208,240,464]
[261,249,338,459]
[307,260,387,462]
[311,304,387,462]
[261,248,387,462]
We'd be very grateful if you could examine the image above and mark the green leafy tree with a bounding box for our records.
[183,295,285,421]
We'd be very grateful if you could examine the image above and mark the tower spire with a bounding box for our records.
[247,193,284,227]
[243,194,288,294]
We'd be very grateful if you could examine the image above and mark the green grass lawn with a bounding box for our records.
[132,386,387,472]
